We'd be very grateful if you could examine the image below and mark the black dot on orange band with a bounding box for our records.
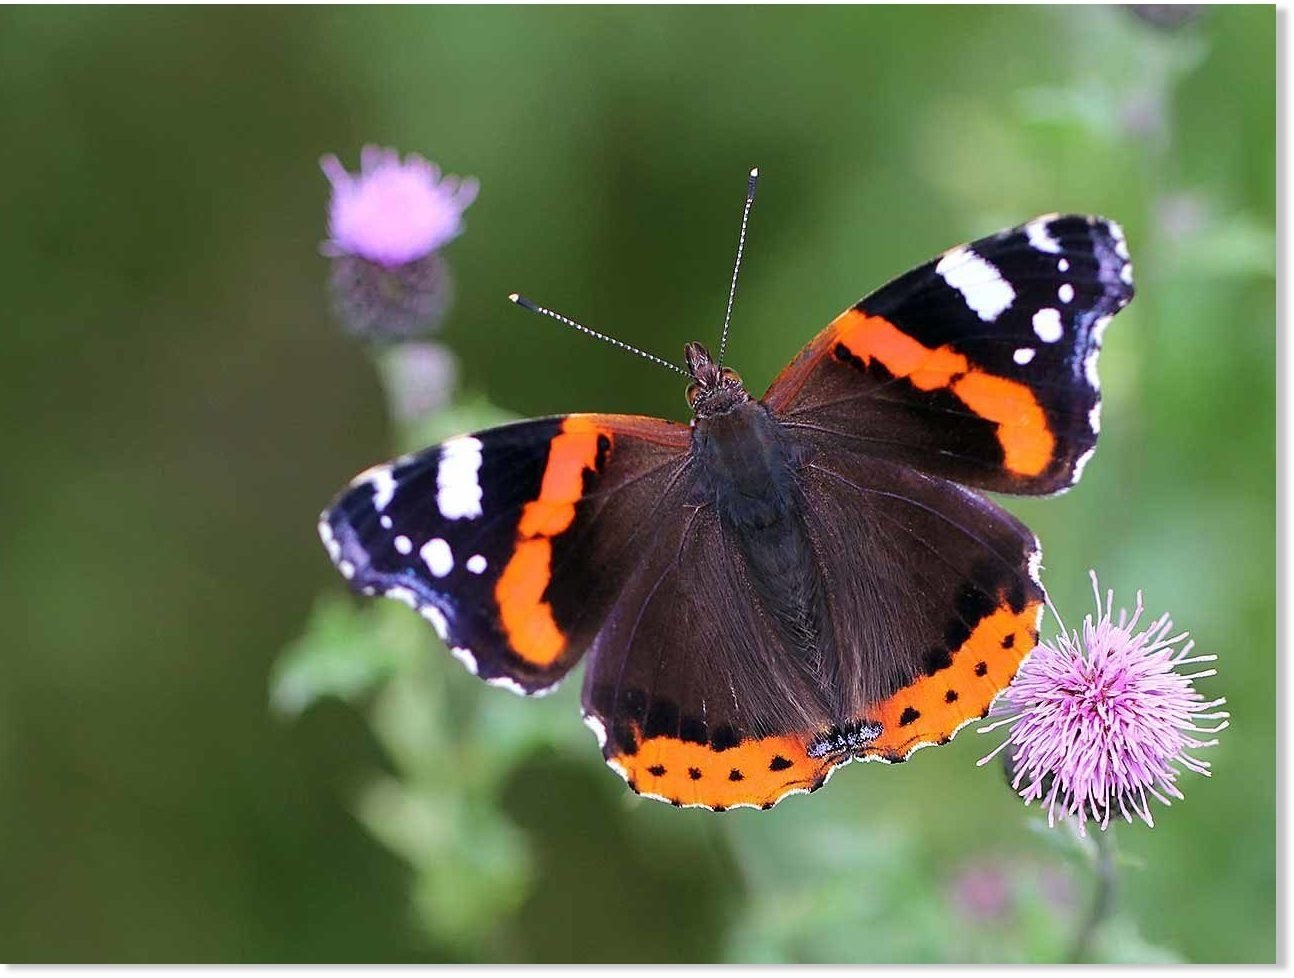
[975,661,988,677]
[769,756,793,772]
[728,769,744,782]
[945,689,959,703]
[647,765,666,777]
[687,767,702,781]
[1002,634,1015,649]
[899,706,920,726]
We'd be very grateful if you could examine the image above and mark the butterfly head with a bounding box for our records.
[685,341,748,418]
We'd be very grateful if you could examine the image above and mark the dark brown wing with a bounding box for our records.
[580,499,847,811]
[795,447,1044,762]
[579,435,1046,808]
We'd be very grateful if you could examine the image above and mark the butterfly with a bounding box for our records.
[319,170,1134,811]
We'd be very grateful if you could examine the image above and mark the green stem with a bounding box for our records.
[1068,828,1118,963]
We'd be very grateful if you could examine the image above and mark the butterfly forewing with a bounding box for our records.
[765,214,1133,495]
[320,414,691,695]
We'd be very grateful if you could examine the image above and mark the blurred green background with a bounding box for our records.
[0,5,1274,964]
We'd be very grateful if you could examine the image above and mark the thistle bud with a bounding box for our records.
[320,146,478,342]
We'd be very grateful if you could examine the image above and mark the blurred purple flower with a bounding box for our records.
[319,146,478,342]
[949,862,1013,923]
[980,572,1228,834]
[948,857,1078,929]
[321,146,478,267]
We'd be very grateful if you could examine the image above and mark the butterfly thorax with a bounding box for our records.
[690,398,801,529]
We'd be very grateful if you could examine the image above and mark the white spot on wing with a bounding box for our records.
[1109,219,1130,259]
[1032,308,1063,343]
[338,559,355,579]
[1072,444,1097,485]
[487,675,529,697]
[1025,219,1061,254]
[466,554,487,575]
[1058,283,1074,304]
[318,517,341,562]
[451,646,478,676]
[353,464,397,512]
[420,537,454,577]
[1091,314,1113,346]
[1013,347,1036,365]
[583,713,608,748]
[935,247,1015,322]
[1027,540,1044,588]
[1058,258,1070,272]
[436,436,484,520]
[379,515,393,530]
[1088,313,1113,387]
[419,604,449,640]
[384,586,419,610]
[1085,348,1102,391]
[394,534,412,555]
[1120,261,1134,285]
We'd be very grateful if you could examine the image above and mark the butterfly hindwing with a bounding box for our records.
[795,450,1044,761]
[578,431,1045,809]
[319,414,691,695]
[765,214,1133,495]
[579,500,846,811]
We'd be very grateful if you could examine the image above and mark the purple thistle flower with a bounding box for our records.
[319,146,478,342]
[979,572,1229,834]
[321,146,478,267]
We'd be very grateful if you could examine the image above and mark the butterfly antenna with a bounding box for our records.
[508,294,690,378]
[717,167,759,368]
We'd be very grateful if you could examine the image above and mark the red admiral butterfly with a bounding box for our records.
[320,171,1134,811]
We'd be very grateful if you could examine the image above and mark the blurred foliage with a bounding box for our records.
[0,4,1273,964]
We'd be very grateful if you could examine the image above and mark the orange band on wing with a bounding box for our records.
[836,311,971,390]
[518,417,604,538]
[950,373,1052,478]
[611,732,829,810]
[863,598,1042,759]
[494,538,565,666]
[495,417,611,666]
[833,310,1055,477]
